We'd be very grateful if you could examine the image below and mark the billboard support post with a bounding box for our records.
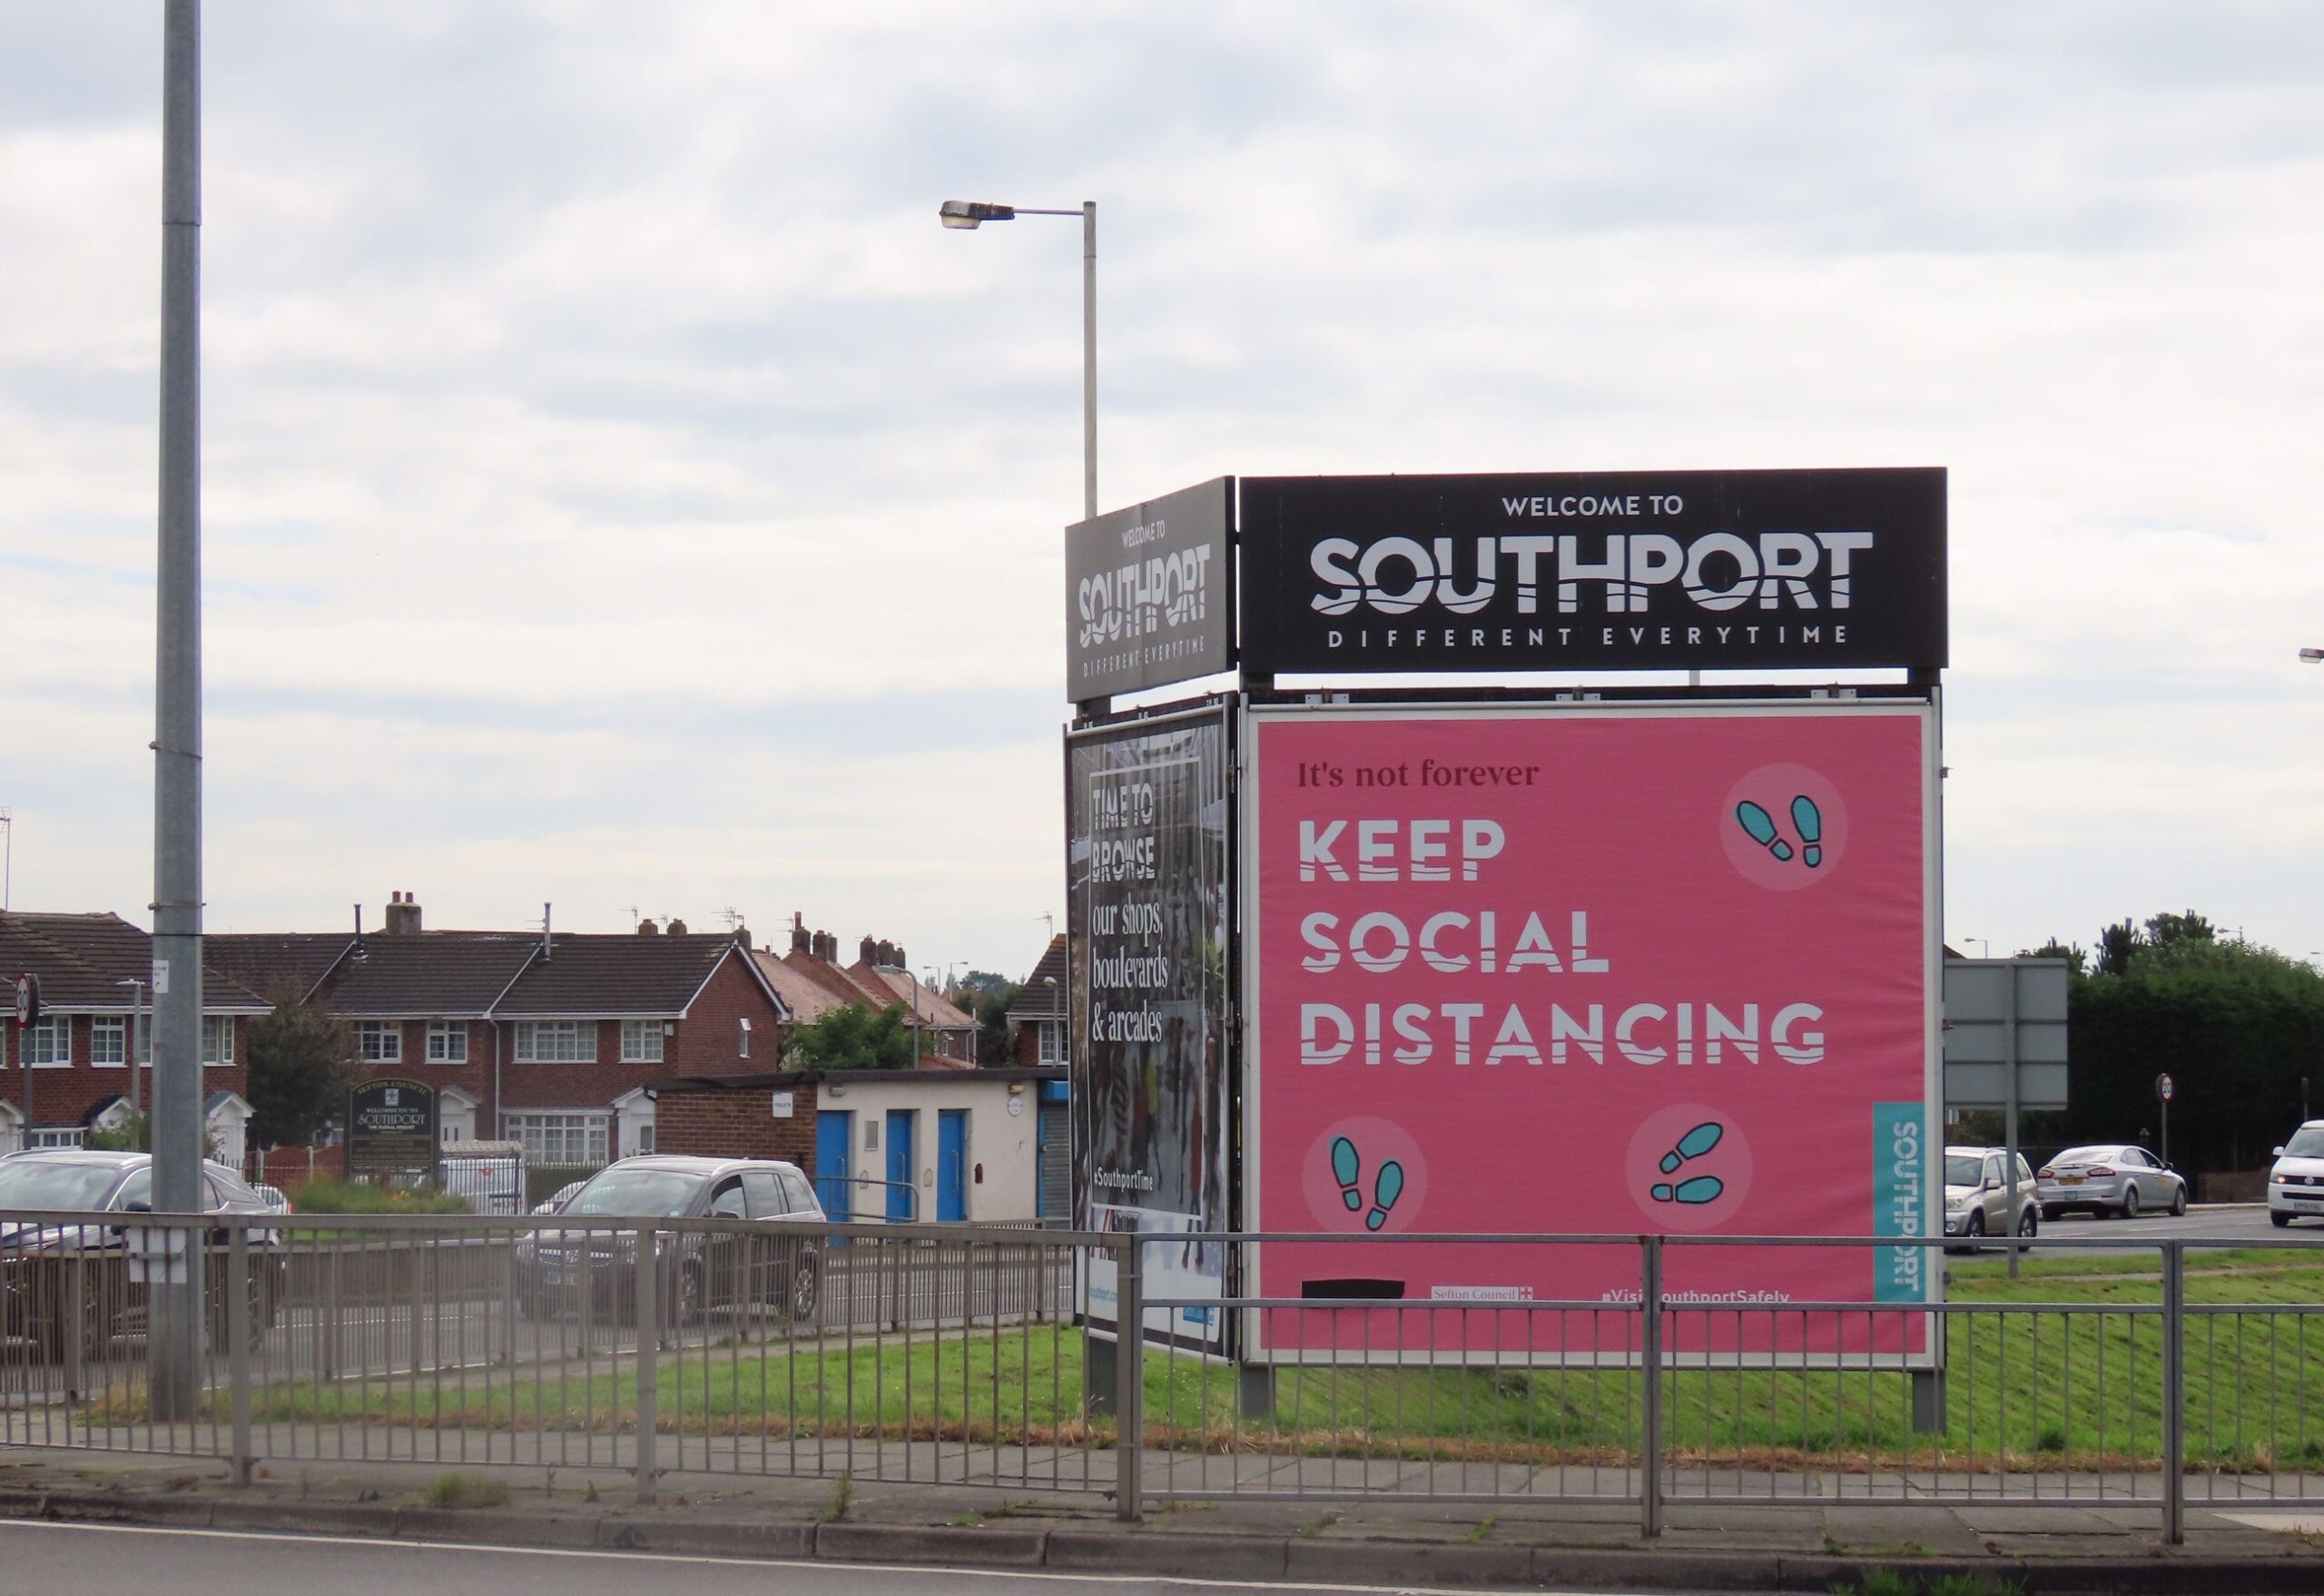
[1112,1233,1143,1522]
[1237,1359,1275,1419]
[2005,1000,2022,1279]
[1911,1365,1947,1433]
[1639,1234,1663,1540]
[1084,1327,1118,1417]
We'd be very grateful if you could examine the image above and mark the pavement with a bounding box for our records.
[0,1444,2319,1593]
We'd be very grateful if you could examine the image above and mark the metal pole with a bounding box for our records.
[2161,1240,2184,1544]
[1640,1234,1664,1538]
[635,1220,658,1503]
[228,1220,253,1485]
[2004,980,2021,1280]
[149,0,207,1424]
[1081,201,1097,523]
[1112,1232,1140,1522]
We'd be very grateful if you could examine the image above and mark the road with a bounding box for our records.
[0,1519,1420,1596]
[2015,1202,2324,1257]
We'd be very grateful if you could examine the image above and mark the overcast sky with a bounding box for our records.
[3,2,2320,980]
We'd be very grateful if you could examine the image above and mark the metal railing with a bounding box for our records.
[0,1213,2315,1542]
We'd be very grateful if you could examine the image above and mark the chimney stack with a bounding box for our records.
[667,916,688,936]
[383,891,422,936]
[790,912,810,955]
[860,935,880,966]
[814,931,835,961]
[635,918,659,936]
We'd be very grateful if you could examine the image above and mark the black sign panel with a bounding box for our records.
[1066,477,1235,700]
[1240,468,1945,674]
[1067,708,1230,1348]
[347,1078,439,1179]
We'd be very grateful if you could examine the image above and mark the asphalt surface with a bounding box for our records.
[2003,1202,2324,1256]
[0,1519,1408,1596]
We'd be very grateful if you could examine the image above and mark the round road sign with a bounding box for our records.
[2156,1072,2175,1102]
[14,972,38,1030]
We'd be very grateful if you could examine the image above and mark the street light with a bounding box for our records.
[937,198,1098,522]
[2300,647,2323,664]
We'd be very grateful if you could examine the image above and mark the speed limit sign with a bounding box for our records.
[2156,1072,2174,1102]
[13,972,38,1030]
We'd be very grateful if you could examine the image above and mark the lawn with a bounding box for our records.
[105,1250,2324,1473]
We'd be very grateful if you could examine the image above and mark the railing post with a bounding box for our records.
[635,1221,658,1505]
[1640,1234,1663,1540]
[1113,1233,1142,1523]
[2161,1239,2184,1545]
[228,1220,253,1486]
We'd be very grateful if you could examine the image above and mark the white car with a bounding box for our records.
[2036,1143,2187,1221]
[2267,1121,2324,1228]
[1944,1146,2037,1245]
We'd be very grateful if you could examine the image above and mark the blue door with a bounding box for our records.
[815,1110,852,1222]
[885,1109,916,1222]
[937,1109,969,1222]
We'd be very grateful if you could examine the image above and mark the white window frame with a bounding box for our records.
[739,1017,751,1059]
[426,1020,469,1063]
[1037,1019,1063,1065]
[515,1020,596,1063]
[25,1015,72,1069]
[357,1020,401,1063]
[91,1015,128,1068]
[619,1019,665,1063]
[29,1128,84,1149]
[202,1014,235,1067]
[507,1110,609,1167]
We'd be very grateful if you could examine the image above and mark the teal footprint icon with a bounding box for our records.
[1649,1120,1728,1206]
[1790,795,1824,868]
[1366,1161,1404,1231]
[1734,802,1794,862]
[1331,1136,1363,1213]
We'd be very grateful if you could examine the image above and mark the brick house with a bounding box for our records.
[763,914,979,1063]
[206,892,793,1168]
[0,911,269,1161]
[1004,934,1069,1068]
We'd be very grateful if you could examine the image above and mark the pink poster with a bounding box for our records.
[1248,704,1935,1361]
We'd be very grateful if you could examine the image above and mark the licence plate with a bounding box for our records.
[2061,1176,2084,1186]
[2293,1197,2324,1208]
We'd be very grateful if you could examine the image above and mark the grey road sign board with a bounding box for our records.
[1943,957,2070,1111]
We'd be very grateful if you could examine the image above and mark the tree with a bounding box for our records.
[783,1003,931,1070]
[2094,918,2142,978]
[2024,939,2088,978]
[244,994,353,1148]
[2142,910,2217,951]
[971,980,1020,1067]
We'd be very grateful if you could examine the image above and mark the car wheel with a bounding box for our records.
[2272,1209,2293,1228]
[2018,1206,2038,1237]
[674,1263,704,1327]
[2170,1185,2187,1217]
[788,1250,819,1322]
[1965,1211,1986,1246]
[2122,1186,2141,1219]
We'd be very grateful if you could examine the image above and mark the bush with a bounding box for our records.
[419,1472,509,1510]
[288,1177,471,1215]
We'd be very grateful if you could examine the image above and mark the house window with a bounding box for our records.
[515,1020,595,1062]
[25,1016,72,1068]
[507,1111,609,1167]
[202,1015,235,1066]
[358,1020,401,1063]
[1038,1020,1063,1065]
[739,1017,751,1059]
[29,1128,84,1149]
[638,1122,655,1153]
[619,1020,665,1063]
[91,1016,128,1067]
[427,1021,468,1062]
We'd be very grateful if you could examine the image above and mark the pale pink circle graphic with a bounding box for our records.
[1624,1102,1755,1232]
[1301,1116,1430,1233]
[1720,762,1850,892]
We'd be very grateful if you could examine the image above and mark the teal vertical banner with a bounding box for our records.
[1872,1100,1929,1303]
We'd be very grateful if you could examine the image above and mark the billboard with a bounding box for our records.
[1067,705,1232,1349]
[1243,700,1938,1364]
[1240,469,1946,675]
[1066,477,1235,700]
[346,1078,439,1183]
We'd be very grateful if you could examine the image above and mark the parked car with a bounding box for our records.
[532,1179,586,1215]
[515,1156,824,1325]
[0,1150,284,1361]
[2036,1143,2187,1220]
[2267,1121,2324,1228]
[1943,1146,2037,1246]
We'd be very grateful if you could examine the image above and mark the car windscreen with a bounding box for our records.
[0,1160,126,1211]
[1944,1156,1984,1187]
[2285,1128,2324,1159]
[2052,1148,2118,1165]
[563,1168,701,1217]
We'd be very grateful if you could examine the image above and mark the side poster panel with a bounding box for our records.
[1068,710,1231,1351]
[1246,703,1936,1364]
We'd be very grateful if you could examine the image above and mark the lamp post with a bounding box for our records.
[937,199,1098,523]
[2301,647,2322,664]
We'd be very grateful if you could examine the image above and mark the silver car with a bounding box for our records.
[2036,1144,2187,1220]
[1944,1146,2037,1244]
[2267,1121,2324,1228]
